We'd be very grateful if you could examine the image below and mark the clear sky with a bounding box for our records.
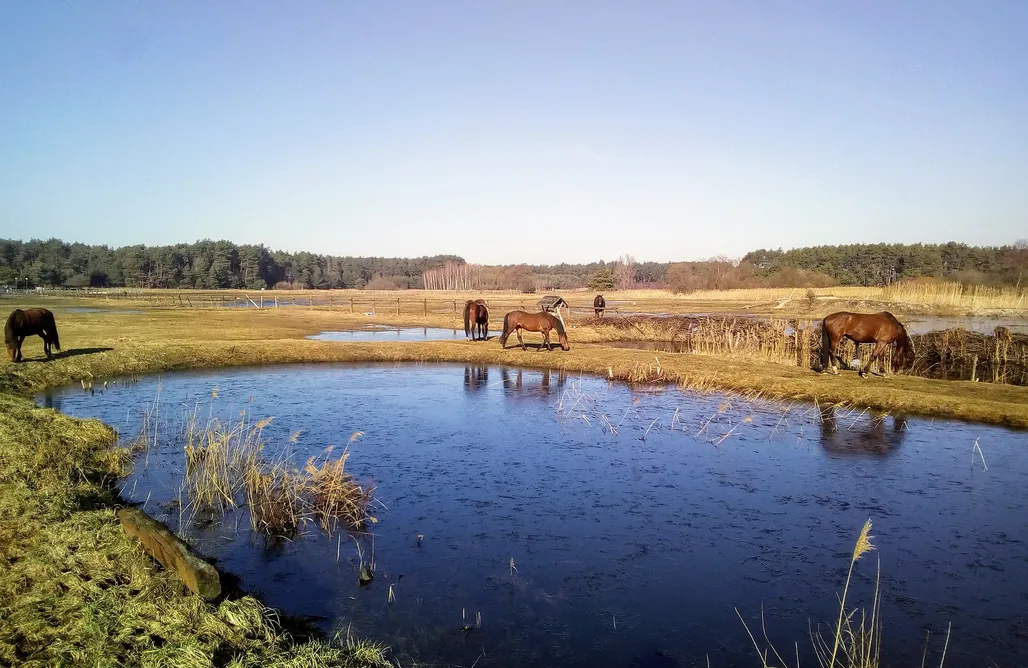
[1,1,1026,264]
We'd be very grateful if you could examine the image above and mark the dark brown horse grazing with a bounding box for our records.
[821,311,914,377]
[464,299,489,341]
[499,310,570,351]
[593,294,606,317]
[5,308,61,362]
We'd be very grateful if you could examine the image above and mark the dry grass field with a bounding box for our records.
[32,278,1028,318]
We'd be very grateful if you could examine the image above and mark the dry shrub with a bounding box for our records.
[911,327,1028,385]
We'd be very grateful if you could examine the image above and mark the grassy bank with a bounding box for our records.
[0,392,390,667]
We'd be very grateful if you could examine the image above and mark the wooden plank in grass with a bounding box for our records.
[117,507,221,600]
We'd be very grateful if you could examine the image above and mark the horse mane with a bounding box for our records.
[550,312,566,337]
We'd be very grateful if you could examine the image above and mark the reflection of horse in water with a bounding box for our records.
[463,365,489,391]
[500,367,568,395]
[819,406,907,456]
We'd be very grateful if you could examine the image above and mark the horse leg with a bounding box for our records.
[542,328,550,351]
[832,336,849,374]
[516,327,526,351]
[861,342,888,378]
[16,336,24,362]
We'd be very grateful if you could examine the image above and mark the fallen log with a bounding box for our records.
[117,507,221,600]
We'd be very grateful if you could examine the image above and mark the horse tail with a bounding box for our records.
[49,314,61,351]
[820,317,831,371]
[463,301,472,338]
[500,312,511,346]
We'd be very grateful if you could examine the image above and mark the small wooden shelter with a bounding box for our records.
[536,295,570,327]
[536,295,569,313]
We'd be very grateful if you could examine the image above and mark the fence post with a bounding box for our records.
[372,299,376,314]
[452,300,456,315]
[423,299,427,316]
[396,297,400,315]
[350,297,354,313]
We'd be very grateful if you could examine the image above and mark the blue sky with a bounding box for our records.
[1,1,1025,264]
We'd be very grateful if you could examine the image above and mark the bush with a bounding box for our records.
[519,277,537,294]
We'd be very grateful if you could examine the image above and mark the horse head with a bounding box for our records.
[894,336,915,373]
[3,313,16,361]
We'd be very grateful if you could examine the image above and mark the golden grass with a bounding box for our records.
[1,301,1027,427]
[32,277,1028,317]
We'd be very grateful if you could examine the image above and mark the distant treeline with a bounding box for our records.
[0,238,462,290]
[0,238,1025,291]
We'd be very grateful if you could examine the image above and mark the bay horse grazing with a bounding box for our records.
[499,310,570,351]
[5,308,61,362]
[594,294,606,317]
[464,299,489,341]
[821,311,914,377]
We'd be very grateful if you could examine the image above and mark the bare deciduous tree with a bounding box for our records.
[421,262,481,290]
[612,254,636,290]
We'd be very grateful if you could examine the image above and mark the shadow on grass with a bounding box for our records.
[14,347,115,363]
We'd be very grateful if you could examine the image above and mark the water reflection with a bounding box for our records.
[500,367,568,396]
[463,365,489,391]
[819,406,907,456]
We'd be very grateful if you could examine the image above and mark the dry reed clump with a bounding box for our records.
[181,416,375,537]
[911,326,1028,385]
[584,315,821,368]
[304,446,375,533]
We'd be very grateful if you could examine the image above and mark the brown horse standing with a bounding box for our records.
[464,299,489,341]
[499,310,570,351]
[593,294,606,317]
[821,311,914,377]
[5,308,61,362]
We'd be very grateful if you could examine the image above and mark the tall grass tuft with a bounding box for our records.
[177,410,374,538]
[738,519,950,668]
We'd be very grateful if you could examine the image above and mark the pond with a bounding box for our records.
[40,365,1028,668]
[307,325,468,342]
[903,316,1028,336]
